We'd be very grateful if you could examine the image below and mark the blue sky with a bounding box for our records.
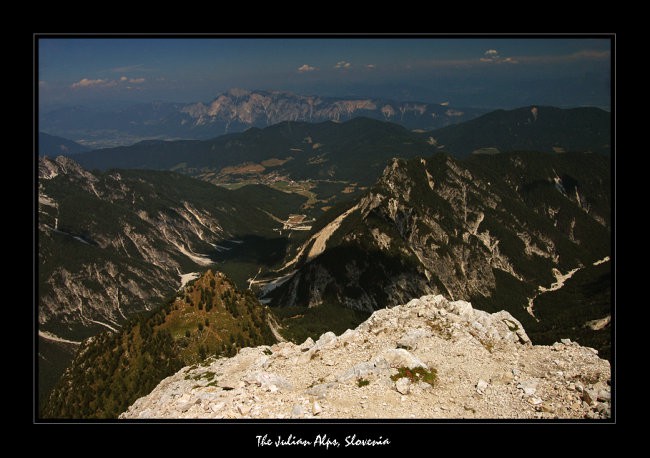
[38,37,611,109]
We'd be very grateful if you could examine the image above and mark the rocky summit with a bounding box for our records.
[120,294,611,420]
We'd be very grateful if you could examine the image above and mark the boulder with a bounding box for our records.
[397,329,430,350]
[244,371,293,391]
[382,348,427,369]
[395,377,411,395]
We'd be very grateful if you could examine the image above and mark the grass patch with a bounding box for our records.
[357,378,370,387]
[390,366,437,387]
[426,319,453,340]
[186,371,216,382]
[198,371,216,381]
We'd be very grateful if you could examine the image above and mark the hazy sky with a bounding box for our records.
[38,36,612,109]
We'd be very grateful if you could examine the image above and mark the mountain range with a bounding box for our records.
[38,156,305,402]
[37,100,612,419]
[39,89,485,148]
[71,107,610,210]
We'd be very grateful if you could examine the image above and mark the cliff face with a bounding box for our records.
[120,294,611,420]
[266,152,611,356]
[37,156,293,399]
[179,89,477,132]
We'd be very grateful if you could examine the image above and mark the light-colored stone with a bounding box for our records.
[597,389,611,402]
[312,401,322,415]
[244,371,293,391]
[337,361,381,382]
[315,331,337,349]
[382,348,427,369]
[305,382,336,399]
[291,404,304,417]
[300,337,315,351]
[118,295,611,420]
[397,329,430,350]
[395,377,411,395]
[210,402,225,412]
[518,380,538,396]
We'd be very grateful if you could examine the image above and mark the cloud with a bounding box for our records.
[297,64,317,73]
[334,61,351,69]
[480,49,518,64]
[71,76,146,89]
[365,64,376,69]
[71,78,117,89]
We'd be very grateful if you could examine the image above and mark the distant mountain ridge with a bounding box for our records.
[430,106,610,156]
[74,117,440,187]
[38,132,89,156]
[40,89,484,148]
[72,109,611,208]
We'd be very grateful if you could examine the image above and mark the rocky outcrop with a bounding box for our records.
[120,295,611,419]
[267,152,611,357]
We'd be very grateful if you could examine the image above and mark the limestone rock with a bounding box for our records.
[397,329,430,350]
[119,294,611,420]
[382,348,427,369]
[244,371,293,391]
[518,380,538,397]
[476,379,489,394]
[291,404,304,418]
[395,377,411,395]
[312,401,322,415]
[299,337,315,351]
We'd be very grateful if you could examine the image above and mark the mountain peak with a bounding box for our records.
[225,87,252,97]
[120,293,610,419]
[39,155,95,182]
